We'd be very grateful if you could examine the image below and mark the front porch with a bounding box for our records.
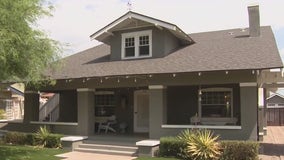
[22,70,260,140]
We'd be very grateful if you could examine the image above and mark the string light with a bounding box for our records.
[117,78,120,83]
[172,73,176,77]
[225,71,229,75]
[148,75,153,78]
[198,72,202,76]
[252,70,255,74]
[134,78,137,83]
[100,78,103,83]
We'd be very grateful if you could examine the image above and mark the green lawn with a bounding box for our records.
[0,144,67,160]
[135,157,179,160]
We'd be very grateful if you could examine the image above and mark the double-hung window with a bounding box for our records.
[199,88,233,118]
[121,30,152,59]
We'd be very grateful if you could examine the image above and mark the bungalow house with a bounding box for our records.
[22,5,283,141]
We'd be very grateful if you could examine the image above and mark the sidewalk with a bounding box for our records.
[56,151,137,160]
[259,126,284,160]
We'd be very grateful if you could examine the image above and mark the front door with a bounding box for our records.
[134,90,149,132]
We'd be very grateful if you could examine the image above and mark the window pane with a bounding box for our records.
[95,94,115,117]
[125,37,134,47]
[139,46,149,56]
[139,36,149,45]
[125,47,135,57]
[201,90,232,118]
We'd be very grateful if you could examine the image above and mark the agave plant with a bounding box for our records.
[186,129,221,160]
[36,125,50,147]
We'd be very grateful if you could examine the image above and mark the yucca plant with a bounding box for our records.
[177,129,193,141]
[177,129,194,160]
[36,126,50,147]
[186,129,221,160]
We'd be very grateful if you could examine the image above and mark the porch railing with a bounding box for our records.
[39,94,59,122]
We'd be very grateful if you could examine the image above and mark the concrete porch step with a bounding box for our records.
[83,140,136,147]
[78,143,138,152]
[74,140,138,156]
[74,147,137,156]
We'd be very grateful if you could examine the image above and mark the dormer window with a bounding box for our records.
[121,30,152,59]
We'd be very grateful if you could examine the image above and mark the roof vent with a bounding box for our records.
[248,4,260,37]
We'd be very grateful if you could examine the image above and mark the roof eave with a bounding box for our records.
[90,11,193,44]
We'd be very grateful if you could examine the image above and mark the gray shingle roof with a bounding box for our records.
[48,26,283,79]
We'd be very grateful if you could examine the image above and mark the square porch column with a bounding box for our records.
[148,85,167,139]
[24,91,39,123]
[240,83,258,140]
[77,88,95,136]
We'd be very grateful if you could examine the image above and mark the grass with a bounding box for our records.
[0,144,67,160]
[135,157,179,160]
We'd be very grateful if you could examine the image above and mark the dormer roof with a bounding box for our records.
[90,11,193,45]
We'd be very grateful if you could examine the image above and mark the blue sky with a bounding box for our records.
[39,0,284,60]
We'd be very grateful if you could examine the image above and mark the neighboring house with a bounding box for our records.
[0,83,24,120]
[266,93,284,126]
[22,5,283,141]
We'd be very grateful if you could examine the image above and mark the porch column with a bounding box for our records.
[77,88,95,136]
[240,83,258,140]
[263,88,268,135]
[24,91,39,123]
[258,88,264,140]
[148,85,167,139]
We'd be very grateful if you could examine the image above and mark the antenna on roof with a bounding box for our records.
[127,0,132,11]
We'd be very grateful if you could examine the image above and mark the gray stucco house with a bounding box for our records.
[21,5,283,141]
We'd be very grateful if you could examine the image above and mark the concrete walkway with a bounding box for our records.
[56,151,137,160]
[259,126,284,160]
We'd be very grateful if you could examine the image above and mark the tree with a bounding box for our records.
[0,0,60,83]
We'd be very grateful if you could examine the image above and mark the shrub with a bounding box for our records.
[3,129,63,148]
[159,136,187,159]
[35,126,63,148]
[4,132,27,145]
[26,133,37,146]
[44,134,62,148]
[219,141,259,160]
[187,129,220,160]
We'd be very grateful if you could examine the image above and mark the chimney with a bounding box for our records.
[248,4,260,37]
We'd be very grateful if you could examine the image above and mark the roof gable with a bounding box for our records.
[267,93,284,100]
[90,11,193,45]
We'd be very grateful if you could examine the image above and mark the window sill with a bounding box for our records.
[122,55,152,60]
[161,124,242,130]
[30,121,78,126]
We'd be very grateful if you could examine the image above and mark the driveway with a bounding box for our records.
[259,126,284,160]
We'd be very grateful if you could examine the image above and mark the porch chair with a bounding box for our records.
[98,115,117,133]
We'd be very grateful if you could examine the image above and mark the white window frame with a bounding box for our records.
[121,30,152,59]
[198,88,233,119]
